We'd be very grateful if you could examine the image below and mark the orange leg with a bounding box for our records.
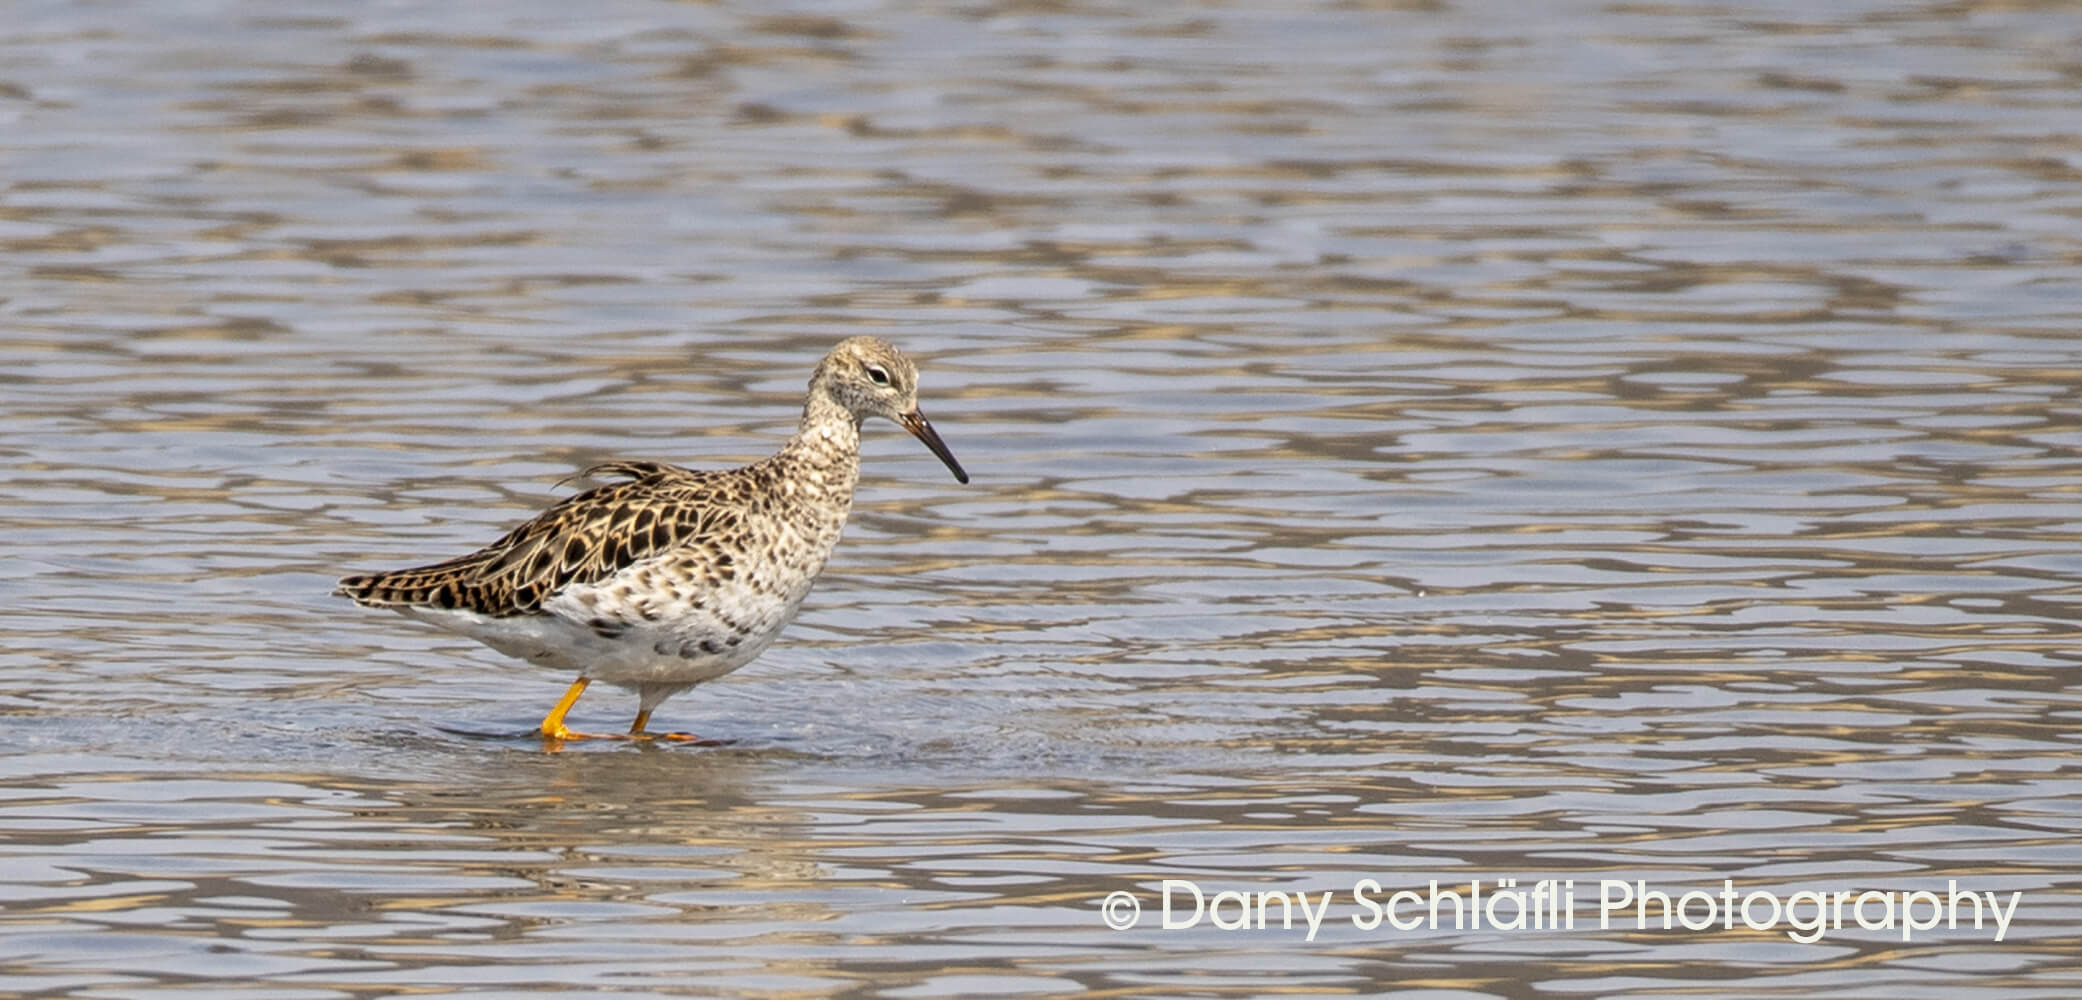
[539,678,592,741]
[540,681,701,744]
[630,707,703,743]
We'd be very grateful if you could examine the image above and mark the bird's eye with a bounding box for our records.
[865,365,890,387]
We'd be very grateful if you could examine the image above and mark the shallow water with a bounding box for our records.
[4,0,2081,996]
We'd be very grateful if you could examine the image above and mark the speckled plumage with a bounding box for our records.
[336,337,968,740]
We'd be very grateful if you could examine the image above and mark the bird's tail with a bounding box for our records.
[335,554,492,610]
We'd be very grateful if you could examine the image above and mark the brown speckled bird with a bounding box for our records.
[336,337,968,741]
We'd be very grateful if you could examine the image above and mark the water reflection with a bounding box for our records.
[2,750,2067,994]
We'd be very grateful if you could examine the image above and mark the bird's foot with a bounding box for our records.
[540,723,624,742]
[540,725,715,746]
[646,730,713,744]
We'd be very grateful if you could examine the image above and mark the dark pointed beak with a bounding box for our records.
[899,408,969,484]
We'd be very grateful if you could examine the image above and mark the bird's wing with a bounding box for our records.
[336,462,743,615]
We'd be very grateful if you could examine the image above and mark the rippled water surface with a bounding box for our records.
[4,0,2081,996]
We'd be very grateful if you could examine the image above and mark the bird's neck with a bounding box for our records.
[770,389,863,500]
